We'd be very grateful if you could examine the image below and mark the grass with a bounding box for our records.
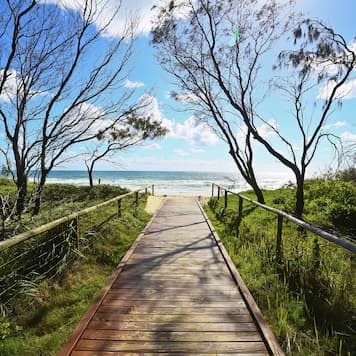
[0,182,151,355]
[0,178,132,237]
[205,181,355,355]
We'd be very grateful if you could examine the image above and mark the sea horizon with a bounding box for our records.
[25,170,294,196]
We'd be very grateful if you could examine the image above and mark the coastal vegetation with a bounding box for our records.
[205,174,355,355]
[0,0,166,217]
[152,0,356,218]
[0,182,150,355]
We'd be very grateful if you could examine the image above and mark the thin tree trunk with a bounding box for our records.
[16,173,27,216]
[33,173,47,215]
[88,167,94,188]
[294,175,305,218]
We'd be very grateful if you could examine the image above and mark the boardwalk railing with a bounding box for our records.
[0,185,154,311]
[211,183,356,254]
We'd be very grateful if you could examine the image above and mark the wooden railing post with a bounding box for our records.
[152,184,154,196]
[211,183,214,197]
[224,190,228,209]
[135,191,139,207]
[145,187,148,195]
[276,215,283,266]
[117,199,122,217]
[217,186,220,200]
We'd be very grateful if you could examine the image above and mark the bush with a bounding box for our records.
[304,179,356,230]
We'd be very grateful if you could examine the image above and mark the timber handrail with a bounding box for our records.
[211,183,356,254]
[0,185,154,251]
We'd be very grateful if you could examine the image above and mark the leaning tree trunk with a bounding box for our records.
[88,167,94,188]
[246,161,265,204]
[250,179,265,204]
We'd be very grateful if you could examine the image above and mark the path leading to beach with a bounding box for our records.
[59,197,282,355]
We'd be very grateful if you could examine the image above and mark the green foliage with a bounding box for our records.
[0,181,130,238]
[0,188,150,355]
[206,180,355,355]
[336,167,356,183]
[304,179,356,230]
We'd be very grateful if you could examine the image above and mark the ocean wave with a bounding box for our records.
[45,171,291,196]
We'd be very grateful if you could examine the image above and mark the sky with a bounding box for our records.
[1,0,355,180]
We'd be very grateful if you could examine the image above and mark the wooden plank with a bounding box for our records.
[106,291,242,301]
[108,286,239,295]
[58,198,166,356]
[60,197,279,355]
[196,198,284,356]
[74,340,268,353]
[101,299,245,308]
[97,305,251,315]
[93,313,253,323]
[71,352,269,356]
[112,280,236,289]
[87,320,258,332]
[81,329,262,342]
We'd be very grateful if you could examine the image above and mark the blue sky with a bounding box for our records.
[1,0,355,179]
[93,0,355,178]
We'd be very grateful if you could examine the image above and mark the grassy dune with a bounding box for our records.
[205,179,355,355]
[0,182,150,355]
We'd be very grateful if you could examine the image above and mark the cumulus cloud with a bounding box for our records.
[318,79,356,100]
[44,0,191,37]
[0,69,17,102]
[144,143,162,150]
[257,119,278,139]
[175,148,191,157]
[170,91,198,103]
[137,94,174,134]
[124,79,144,88]
[324,121,347,130]
[174,116,218,146]
[340,131,356,142]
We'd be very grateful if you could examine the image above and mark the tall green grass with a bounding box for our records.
[0,183,151,355]
[205,181,355,355]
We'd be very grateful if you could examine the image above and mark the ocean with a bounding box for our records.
[41,170,292,196]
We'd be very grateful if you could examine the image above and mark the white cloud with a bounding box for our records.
[175,148,191,157]
[0,69,17,102]
[171,91,197,103]
[63,102,113,139]
[137,94,174,134]
[44,0,191,37]
[144,143,161,150]
[340,131,356,142]
[190,147,205,153]
[174,116,218,146]
[318,79,356,100]
[324,121,347,130]
[257,119,278,139]
[124,79,144,88]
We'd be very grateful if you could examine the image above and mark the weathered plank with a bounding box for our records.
[59,197,282,355]
[81,330,262,342]
[71,352,269,356]
[93,313,253,323]
[87,320,259,332]
[74,340,268,353]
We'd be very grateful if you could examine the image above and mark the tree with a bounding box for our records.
[85,114,167,187]
[152,0,297,204]
[0,0,142,215]
[152,1,356,217]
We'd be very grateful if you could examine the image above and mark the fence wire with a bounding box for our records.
[0,189,148,314]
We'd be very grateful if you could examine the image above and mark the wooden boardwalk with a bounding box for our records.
[60,197,283,355]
